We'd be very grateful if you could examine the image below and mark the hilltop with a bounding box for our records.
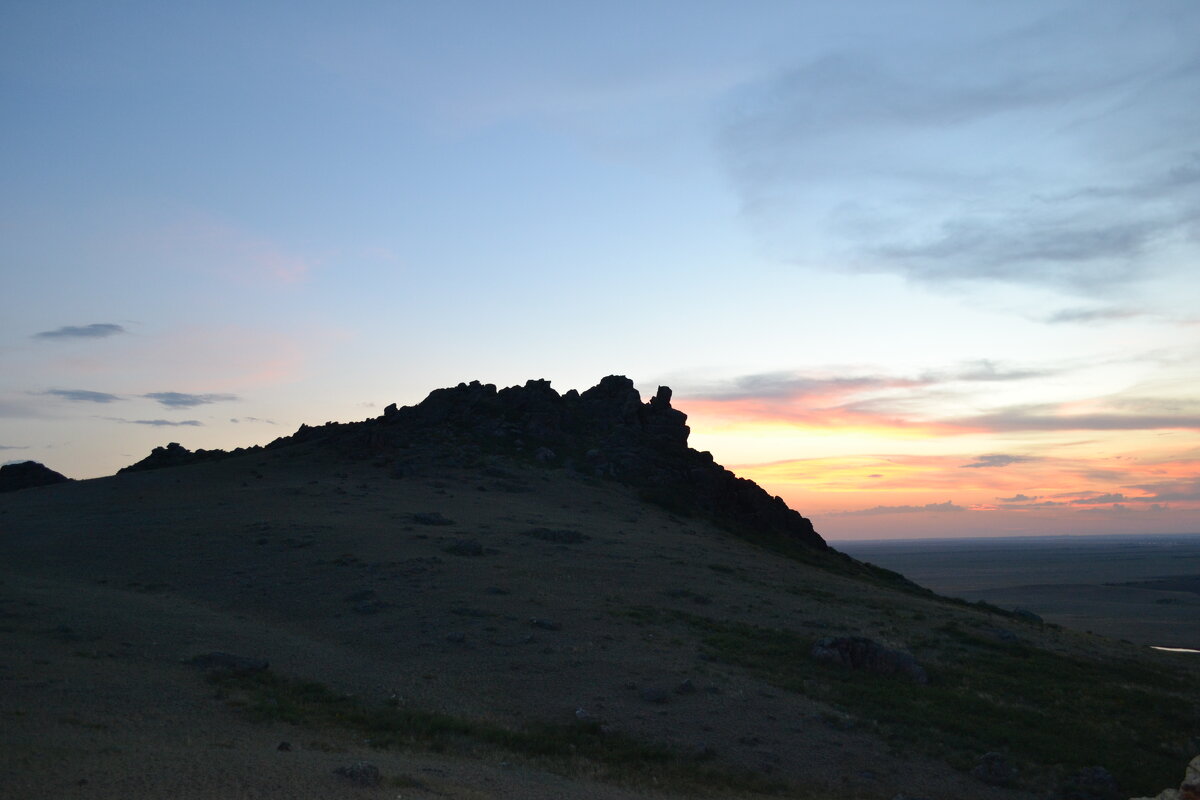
[1,377,1196,800]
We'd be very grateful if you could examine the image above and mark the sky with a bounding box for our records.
[2,1,1198,540]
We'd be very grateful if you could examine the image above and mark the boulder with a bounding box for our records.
[811,636,928,684]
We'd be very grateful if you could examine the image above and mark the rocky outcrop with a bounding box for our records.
[122,376,830,555]
[119,441,260,473]
[0,461,70,493]
[810,636,928,684]
[320,376,827,553]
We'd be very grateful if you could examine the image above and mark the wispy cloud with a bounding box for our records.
[143,391,238,408]
[962,454,1037,469]
[44,389,122,404]
[33,323,126,340]
[954,408,1200,433]
[115,418,203,427]
[836,501,966,517]
[0,445,30,451]
[717,6,1200,295]
[1044,307,1142,324]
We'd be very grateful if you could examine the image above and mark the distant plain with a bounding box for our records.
[837,534,1200,649]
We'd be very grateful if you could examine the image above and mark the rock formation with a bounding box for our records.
[0,461,70,493]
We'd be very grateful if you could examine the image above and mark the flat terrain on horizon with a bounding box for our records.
[837,534,1200,649]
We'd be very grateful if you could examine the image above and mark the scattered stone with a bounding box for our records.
[484,586,510,595]
[0,461,70,493]
[334,761,381,787]
[343,589,376,603]
[277,741,292,752]
[810,636,928,684]
[575,707,592,722]
[444,539,484,556]
[639,687,669,704]
[534,447,556,462]
[891,794,931,800]
[674,679,697,695]
[187,652,269,674]
[412,512,454,526]
[972,752,1018,787]
[1060,765,1119,800]
[445,632,466,643]
[529,618,561,631]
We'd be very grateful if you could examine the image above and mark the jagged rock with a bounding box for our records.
[810,637,928,684]
[971,752,1018,787]
[334,761,381,787]
[0,461,70,493]
[119,441,257,472]
[1060,765,1119,799]
[348,376,828,554]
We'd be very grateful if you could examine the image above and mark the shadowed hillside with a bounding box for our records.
[1,377,1196,800]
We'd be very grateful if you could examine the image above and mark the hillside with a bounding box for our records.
[1,377,1196,800]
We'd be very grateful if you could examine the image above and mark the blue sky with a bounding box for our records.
[3,1,1198,538]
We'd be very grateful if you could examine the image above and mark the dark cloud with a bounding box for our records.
[955,407,1200,432]
[837,501,965,516]
[124,419,202,427]
[45,389,122,404]
[962,454,1036,469]
[0,445,29,450]
[1129,479,1200,503]
[143,392,238,408]
[1071,493,1127,505]
[33,323,126,339]
[998,493,1039,503]
[685,360,1052,403]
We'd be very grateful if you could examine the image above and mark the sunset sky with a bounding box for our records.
[3,1,1198,539]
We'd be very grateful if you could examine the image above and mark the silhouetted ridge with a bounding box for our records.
[119,441,261,473]
[117,377,828,554]
[316,375,825,553]
[0,461,70,493]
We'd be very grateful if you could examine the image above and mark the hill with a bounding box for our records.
[1,377,1196,800]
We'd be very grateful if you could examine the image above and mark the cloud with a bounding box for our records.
[0,445,30,451]
[1045,307,1142,324]
[954,408,1200,432]
[1071,493,1128,505]
[44,389,122,404]
[143,392,238,408]
[122,419,203,427]
[33,323,126,340]
[836,501,966,516]
[962,454,1036,469]
[998,493,1039,503]
[717,6,1200,294]
[230,416,275,424]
